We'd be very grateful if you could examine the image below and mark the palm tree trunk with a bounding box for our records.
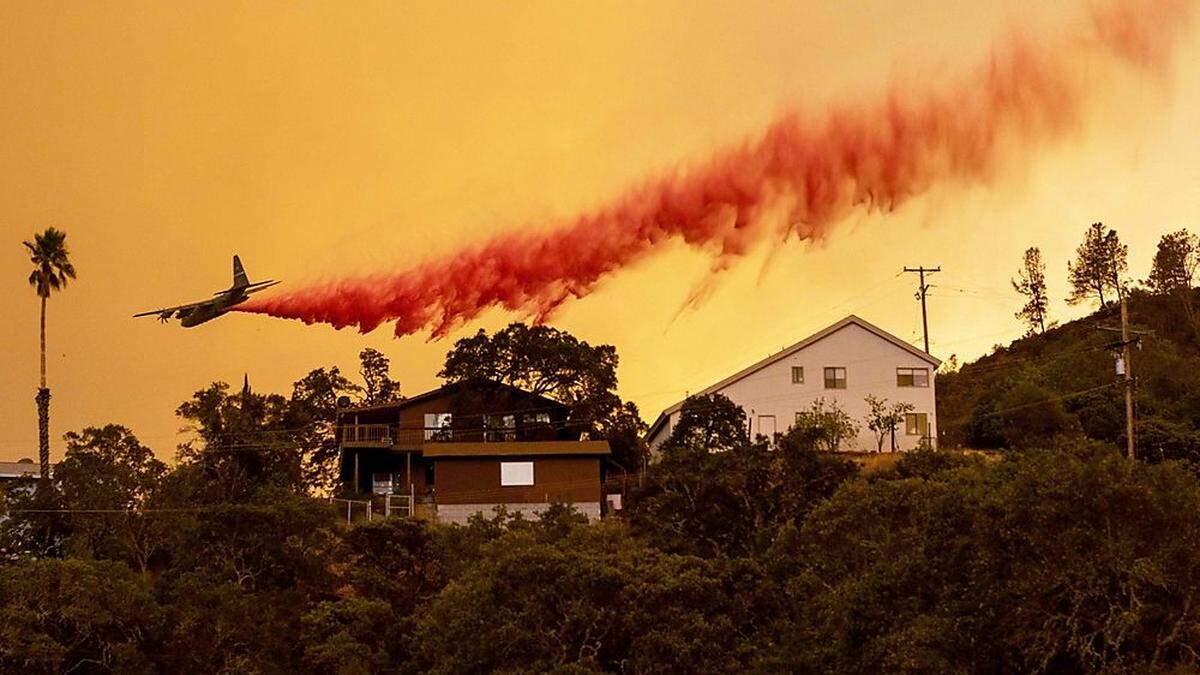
[37,295,50,488]
[40,295,47,388]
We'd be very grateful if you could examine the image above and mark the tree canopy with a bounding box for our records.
[440,323,646,468]
[1013,246,1050,335]
[23,227,76,299]
[359,347,402,405]
[1066,222,1127,307]
[1147,229,1200,343]
[2,379,1200,671]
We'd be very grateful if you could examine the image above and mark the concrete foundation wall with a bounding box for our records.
[436,501,601,525]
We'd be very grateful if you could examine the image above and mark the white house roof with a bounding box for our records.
[645,315,940,441]
[0,460,39,479]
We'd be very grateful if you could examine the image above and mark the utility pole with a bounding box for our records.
[903,266,940,354]
[1121,297,1134,460]
[1096,294,1150,461]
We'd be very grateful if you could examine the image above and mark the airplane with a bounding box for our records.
[134,255,280,327]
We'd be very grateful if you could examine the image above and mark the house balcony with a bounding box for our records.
[340,423,395,447]
[338,423,569,449]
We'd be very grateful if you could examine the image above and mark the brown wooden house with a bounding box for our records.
[337,381,610,523]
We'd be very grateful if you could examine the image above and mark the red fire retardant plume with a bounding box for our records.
[237,0,1191,338]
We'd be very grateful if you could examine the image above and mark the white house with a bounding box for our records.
[646,315,940,453]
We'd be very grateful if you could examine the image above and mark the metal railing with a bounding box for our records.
[331,497,373,524]
[385,492,413,517]
[340,424,393,444]
[339,422,567,446]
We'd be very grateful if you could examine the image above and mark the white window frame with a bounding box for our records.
[791,366,804,384]
[500,461,534,486]
[897,367,930,388]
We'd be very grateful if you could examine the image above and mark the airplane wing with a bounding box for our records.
[210,279,280,296]
[244,280,280,294]
[133,298,213,319]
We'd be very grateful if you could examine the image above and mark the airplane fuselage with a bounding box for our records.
[178,291,247,327]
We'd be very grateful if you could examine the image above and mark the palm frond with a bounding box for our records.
[24,227,76,298]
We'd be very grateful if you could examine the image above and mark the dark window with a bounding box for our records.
[823,367,847,389]
[372,472,393,495]
[905,412,929,436]
[791,366,804,384]
[897,367,930,387]
[484,414,517,442]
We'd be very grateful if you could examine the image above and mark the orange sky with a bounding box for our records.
[1,1,1197,461]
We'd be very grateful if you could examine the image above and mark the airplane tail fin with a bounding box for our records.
[232,255,250,289]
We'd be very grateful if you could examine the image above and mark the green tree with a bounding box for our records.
[1067,222,1127,307]
[789,398,858,453]
[154,489,342,671]
[664,393,748,455]
[631,398,857,557]
[358,347,402,405]
[995,382,1076,448]
[1012,246,1050,335]
[413,521,768,673]
[863,395,914,453]
[301,598,397,675]
[781,448,1200,672]
[287,366,361,494]
[54,425,167,573]
[175,381,301,501]
[23,227,76,489]
[0,559,161,673]
[300,517,447,671]
[1147,229,1200,343]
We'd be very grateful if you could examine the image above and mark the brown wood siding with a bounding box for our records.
[395,392,456,449]
[344,450,432,495]
[435,456,601,505]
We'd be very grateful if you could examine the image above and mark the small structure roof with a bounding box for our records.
[0,460,39,479]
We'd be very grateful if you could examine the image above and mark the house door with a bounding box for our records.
[758,415,777,438]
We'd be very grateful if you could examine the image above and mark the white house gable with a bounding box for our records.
[647,316,939,453]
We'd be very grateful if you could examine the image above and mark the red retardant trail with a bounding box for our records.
[238,0,1191,338]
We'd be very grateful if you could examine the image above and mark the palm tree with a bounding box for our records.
[24,227,76,487]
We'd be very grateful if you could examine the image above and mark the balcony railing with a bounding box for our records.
[340,423,394,445]
[339,422,566,447]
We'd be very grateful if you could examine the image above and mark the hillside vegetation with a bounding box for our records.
[938,288,1200,459]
